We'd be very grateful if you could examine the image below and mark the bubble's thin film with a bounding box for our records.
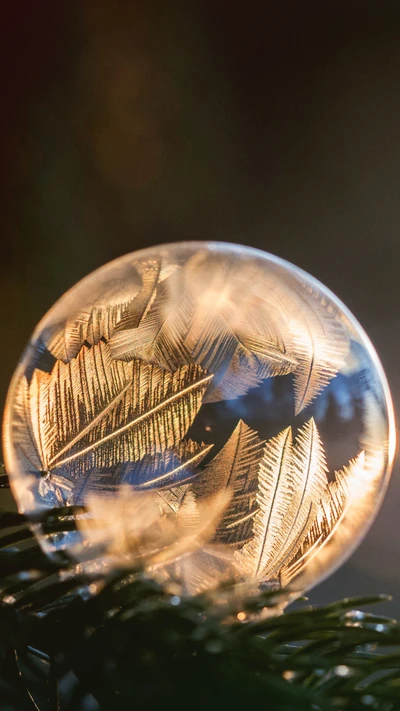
[3,242,395,597]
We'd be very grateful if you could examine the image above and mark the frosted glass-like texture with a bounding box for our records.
[3,242,395,595]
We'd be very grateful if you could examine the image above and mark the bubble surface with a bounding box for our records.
[3,242,395,595]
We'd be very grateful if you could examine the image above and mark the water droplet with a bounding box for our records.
[2,595,15,605]
[334,665,351,677]
[345,610,365,621]
[375,623,387,633]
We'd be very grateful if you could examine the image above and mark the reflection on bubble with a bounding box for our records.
[3,242,395,598]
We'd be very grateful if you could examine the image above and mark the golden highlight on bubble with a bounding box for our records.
[2,242,395,600]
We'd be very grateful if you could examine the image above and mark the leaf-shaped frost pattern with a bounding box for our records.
[44,260,161,363]
[252,273,350,413]
[234,427,294,579]
[12,377,43,472]
[110,254,298,402]
[113,259,161,331]
[183,256,297,403]
[45,311,94,364]
[22,341,212,479]
[107,253,349,408]
[118,440,214,490]
[109,272,194,371]
[267,418,329,576]
[62,440,212,505]
[157,484,193,515]
[234,418,329,581]
[194,420,265,546]
[174,487,201,535]
[280,452,365,586]
[289,283,349,414]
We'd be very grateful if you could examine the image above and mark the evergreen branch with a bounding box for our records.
[0,476,398,711]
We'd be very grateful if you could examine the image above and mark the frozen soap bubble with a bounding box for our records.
[2,242,395,596]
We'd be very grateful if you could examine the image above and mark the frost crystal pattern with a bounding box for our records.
[3,242,394,596]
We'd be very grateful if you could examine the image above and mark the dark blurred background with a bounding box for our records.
[1,0,399,612]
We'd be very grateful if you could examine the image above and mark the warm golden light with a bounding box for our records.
[2,242,395,599]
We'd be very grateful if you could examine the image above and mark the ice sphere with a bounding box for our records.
[3,242,395,595]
